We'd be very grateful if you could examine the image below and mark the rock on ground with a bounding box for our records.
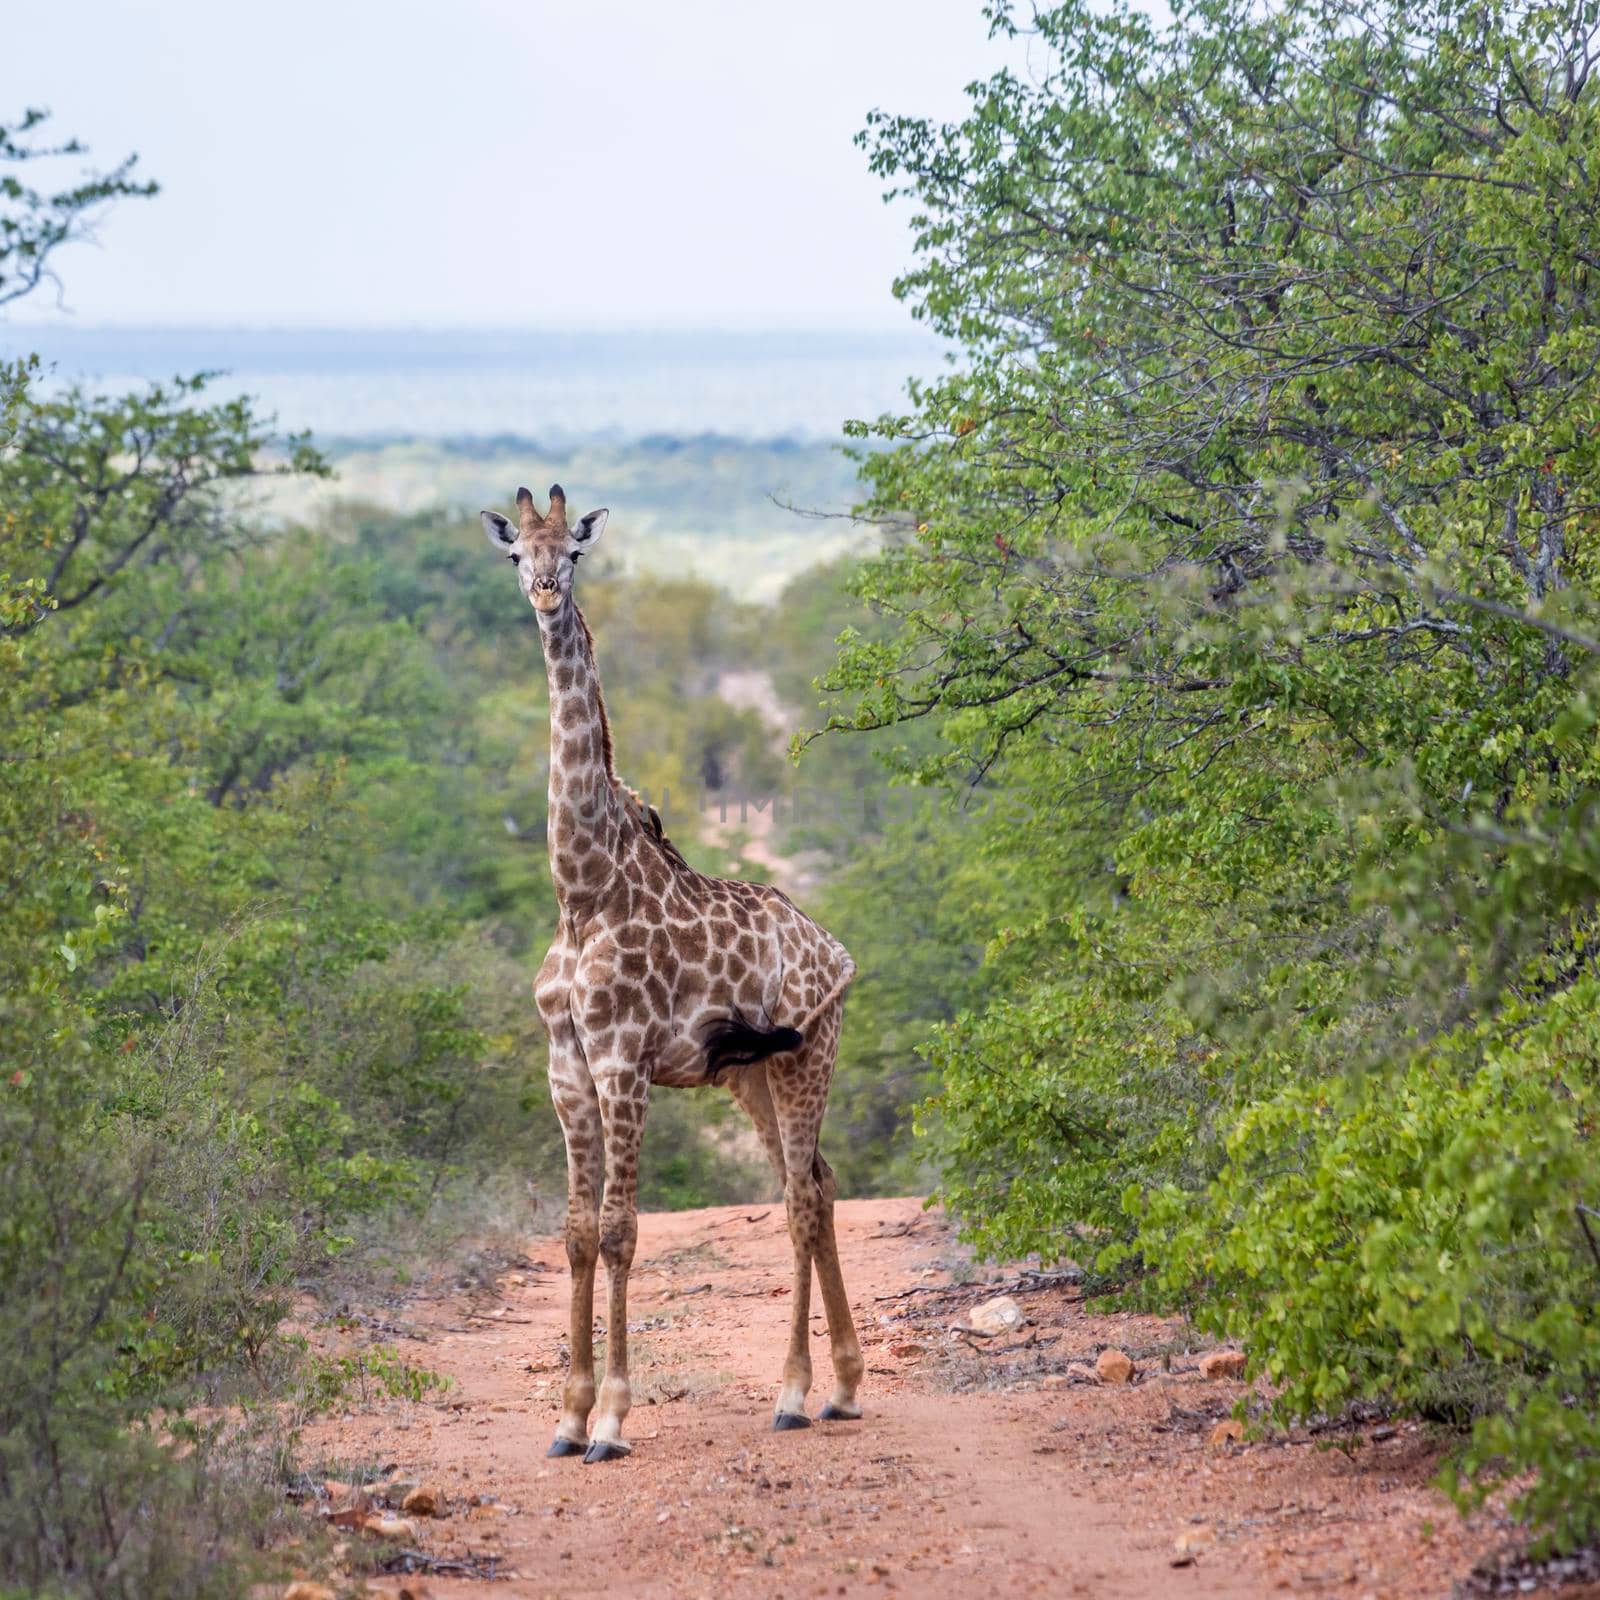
[401,1482,441,1516]
[967,1294,1025,1335]
[360,1515,415,1540]
[1095,1347,1135,1384]
[1199,1349,1248,1380]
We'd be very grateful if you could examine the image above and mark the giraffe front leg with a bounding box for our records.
[585,1059,647,1463]
[547,1057,603,1457]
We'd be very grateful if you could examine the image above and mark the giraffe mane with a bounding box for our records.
[572,605,618,783]
[620,783,692,870]
[571,605,691,871]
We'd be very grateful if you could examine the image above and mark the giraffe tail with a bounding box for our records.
[702,1015,805,1081]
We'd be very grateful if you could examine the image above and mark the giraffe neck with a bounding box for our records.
[539,600,621,909]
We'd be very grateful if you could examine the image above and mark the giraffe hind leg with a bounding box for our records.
[727,1061,786,1189]
[762,1000,863,1430]
[811,1148,864,1420]
[727,1064,812,1425]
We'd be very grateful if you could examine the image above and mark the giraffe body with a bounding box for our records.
[482,484,865,1461]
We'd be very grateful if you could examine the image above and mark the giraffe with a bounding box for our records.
[482,483,865,1464]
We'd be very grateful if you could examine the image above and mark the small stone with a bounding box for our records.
[284,1586,337,1600]
[361,1515,415,1541]
[401,1483,441,1517]
[1065,1361,1099,1382]
[1209,1418,1245,1450]
[1174,1527,1214,1557]
[398,1585,434,1600]
[1040,1373,1070,1390]
[1199,1349,1247,1380]
[889,1341,926,1359]
[967,1295,1024,1335]
[1095,1348,1135,1384]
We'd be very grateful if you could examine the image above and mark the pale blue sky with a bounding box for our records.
[4,0,1027,329]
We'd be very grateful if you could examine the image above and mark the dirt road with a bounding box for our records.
[301,1198,1522,1599]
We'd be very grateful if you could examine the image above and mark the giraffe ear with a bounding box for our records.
[481,510,517,550]
[571,508,608,548]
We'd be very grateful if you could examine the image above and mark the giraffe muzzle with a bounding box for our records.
[531,576,562,612]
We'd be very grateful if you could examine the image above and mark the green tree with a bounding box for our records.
[0,108,154,308]
[826,0,1600,1548]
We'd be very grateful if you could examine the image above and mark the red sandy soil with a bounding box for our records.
[296,1197,1578,1600]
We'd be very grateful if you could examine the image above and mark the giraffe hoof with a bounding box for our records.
[583,1439,631,1464]
[773,1411,812,1432]
[818,1403,862,1421]
[547,1436,586,1458]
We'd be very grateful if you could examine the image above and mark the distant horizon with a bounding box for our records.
[6,323,945,444]
[1,314,930,336]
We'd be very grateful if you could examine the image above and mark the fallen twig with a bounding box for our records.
[873,1282,960,1304]
[874,1267,1085,1308]
[960,1330,1059,1357]
[320,1309,431,1342]
[378,1547,505,1580]
[871,1220,926,1239]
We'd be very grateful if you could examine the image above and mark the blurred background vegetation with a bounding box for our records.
[6,0,1600,1588]
[0,100,971,1594]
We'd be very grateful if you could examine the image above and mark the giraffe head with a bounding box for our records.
[481,483,608,616]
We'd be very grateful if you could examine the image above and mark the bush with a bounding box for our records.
[0,1418,291,1600]
[1139,976,1600,1550]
